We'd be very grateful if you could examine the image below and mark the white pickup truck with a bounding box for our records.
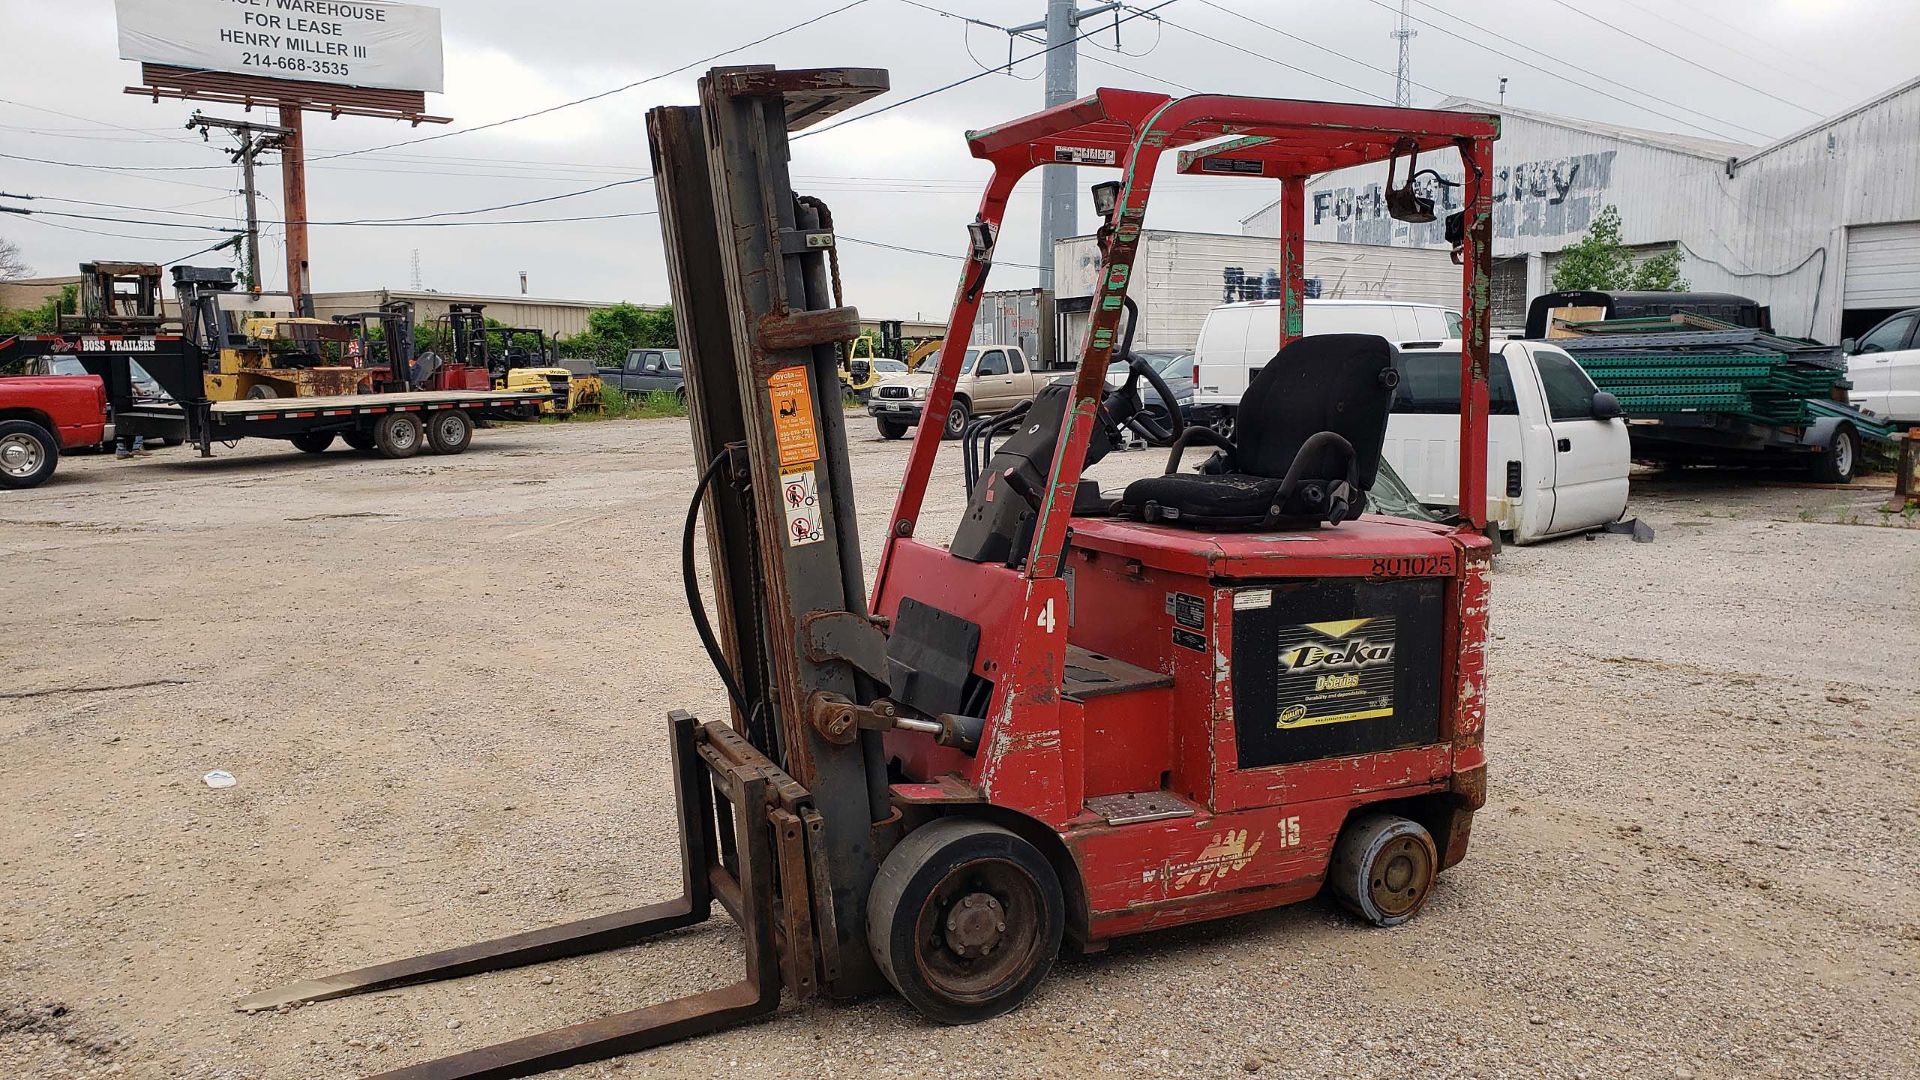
[867,344,1044,439]
[1383,340,1632,545]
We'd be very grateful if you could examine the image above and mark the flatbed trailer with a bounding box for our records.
[1,331,553,460]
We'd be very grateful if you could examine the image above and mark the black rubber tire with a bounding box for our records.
[941,398,971,441]
[244,383,279,400]
[0,420,59,490]
[1812,422,1858,484]
[868,818,1063,1025]
[290,431,335,454]
[1328,813,1438,928]
[425,410,474,455]
[877,419,908,440]
[343,430,378,453]
[371,412,424,459]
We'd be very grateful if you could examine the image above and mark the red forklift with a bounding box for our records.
[239,68,1498,1078]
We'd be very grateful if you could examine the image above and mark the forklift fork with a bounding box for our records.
[236,712,820,1080]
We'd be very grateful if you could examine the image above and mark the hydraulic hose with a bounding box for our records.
[682,447,751,718]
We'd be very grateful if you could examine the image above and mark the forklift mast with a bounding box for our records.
[236,68,1500,1080]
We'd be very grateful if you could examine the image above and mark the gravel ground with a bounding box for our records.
[2,419,1915,1080]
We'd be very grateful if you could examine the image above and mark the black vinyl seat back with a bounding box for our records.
[1118,334,1400,530]
[1236,333,1396,490]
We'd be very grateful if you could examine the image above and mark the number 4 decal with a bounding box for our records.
[1037,599,1056,634]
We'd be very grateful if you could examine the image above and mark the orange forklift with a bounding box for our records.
[239,67,1498,1078]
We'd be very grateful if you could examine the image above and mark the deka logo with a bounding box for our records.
[1279,618,1394,672]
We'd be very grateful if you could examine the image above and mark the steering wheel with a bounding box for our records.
[1113,355,1183,447]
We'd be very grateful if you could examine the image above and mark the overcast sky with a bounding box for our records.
[3,0,1916,319]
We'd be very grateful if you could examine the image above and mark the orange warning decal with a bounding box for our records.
[768,366,819,467]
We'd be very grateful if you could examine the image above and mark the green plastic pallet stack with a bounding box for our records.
[1552,314,1849,427]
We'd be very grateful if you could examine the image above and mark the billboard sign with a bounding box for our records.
[116,0,444,94]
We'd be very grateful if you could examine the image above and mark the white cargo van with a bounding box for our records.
[1383,340,1632,544]
[1188,299,1461,432]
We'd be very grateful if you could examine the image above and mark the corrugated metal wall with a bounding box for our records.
[309,290,606,339]
[1054,231,1459,355]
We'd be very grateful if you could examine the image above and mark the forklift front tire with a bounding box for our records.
[877,419,908,440]
[371,413,425,459]
[426,410,474,455]
[1328,813,1438,928]
[868,818,1064,1026]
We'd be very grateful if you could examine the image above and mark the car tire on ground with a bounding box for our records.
[371,413,424,459]
[1812,422,1858,484]
[290,431,335,454]
[877,418,908,440]
[0,420,59,490]
[942,398,971,440]
[867,818,1064,1026]
[1328,813,1439,928]
[425,410,474,455]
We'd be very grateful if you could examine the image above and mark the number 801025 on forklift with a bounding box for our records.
[237,67,1499,1080]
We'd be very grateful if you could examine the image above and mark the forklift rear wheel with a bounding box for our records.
[941,400,971,440]
[343,430,378,453]
[426,410,474,455]
[290,431,335,454]
[245,384,279,399]
[371,413,425,459]
[1329,813,1438,927]
[877,419,908,440]
[868,818,1063,1025]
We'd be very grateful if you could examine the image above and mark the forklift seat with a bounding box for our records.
[1118,334,1400,530]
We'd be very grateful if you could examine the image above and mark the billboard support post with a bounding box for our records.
[278,103,312,315]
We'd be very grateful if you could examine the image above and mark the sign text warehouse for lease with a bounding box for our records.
[116,0,444,94]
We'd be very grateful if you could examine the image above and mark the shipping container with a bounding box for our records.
[969,288,1058,368]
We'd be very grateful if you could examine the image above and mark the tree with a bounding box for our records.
[0,237,30,282]
[1550,205,1690,292]
[0,284,76,338]
[558,302,676,363]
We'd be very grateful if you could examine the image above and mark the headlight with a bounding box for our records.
[911,385,928,399]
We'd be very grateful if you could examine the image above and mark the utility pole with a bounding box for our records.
[1008,0,1120,290]
[1391,0,1417,108]
[1499,76,1509,107]
[186,112,290,293]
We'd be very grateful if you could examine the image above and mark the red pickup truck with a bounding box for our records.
[0,374,111,489]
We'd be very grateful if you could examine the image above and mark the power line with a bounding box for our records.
[304,0,877,165]
[1537,0,1822,118]
[1194,0,1432,102]
[0,205,244,232]
[1366,0,1771,142]
[6,214,237,245]
[1155,13,1394,104]
[795,0,1185,142]
[1601,0,1871,105]
[841,234,1044,269]
[897,0,1198,92]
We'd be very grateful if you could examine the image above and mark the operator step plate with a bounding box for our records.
[1085,791,1197,826]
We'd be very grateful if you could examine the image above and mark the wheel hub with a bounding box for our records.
[1,434,42,476]
[943,892,1006,958]
[1367,835,1433,918]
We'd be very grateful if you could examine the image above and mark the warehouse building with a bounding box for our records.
[1048,231,1461,357]
[1241,76,1920,344]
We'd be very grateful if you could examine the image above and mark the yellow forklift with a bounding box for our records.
[172,266,372,400]
[437,304,603,417]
